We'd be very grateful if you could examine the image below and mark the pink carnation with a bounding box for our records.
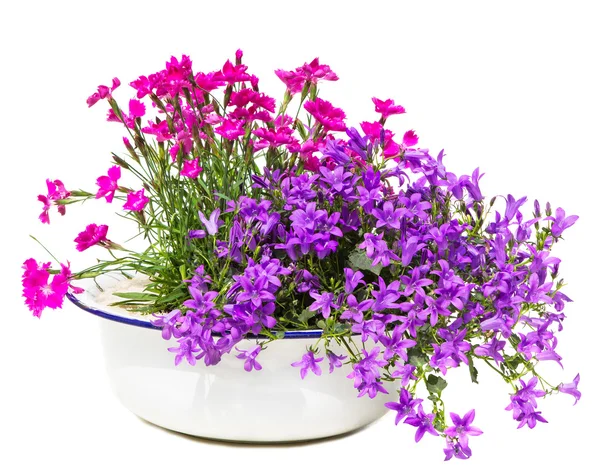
[275,58,338,94]
[95,166,121,203]
[180,159,202,179]
[304,98,346,132]
[74,224,109,252]
[38,179,70,224]
[21,259,75,318]
[372,97,406,119]
[252,127,297,151]
[215,119,245,140]
[86,77,120,107]
[123,189,149,212]
[402,130,419,148]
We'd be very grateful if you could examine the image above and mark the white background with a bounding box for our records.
[1,1,598,475]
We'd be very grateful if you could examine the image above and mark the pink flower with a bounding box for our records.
[215,119,245,140]
[274,69,306,94]
[180,158,202,179]
[304,98,346,132]
[21,259,79,318]
[402,130,419,148]
[128,99,146,118]
[252,127,296,150]
[300,58,339,83]
[372,97,406,119]
[74,224,109,251]
[22,259,66,317]
[37,179,70,224]
[95,166,121,203]
[86,77,120,107]
[214,58,251,85]
[123,189,149,211]
[193,72,226,94]
[275,58,338,94]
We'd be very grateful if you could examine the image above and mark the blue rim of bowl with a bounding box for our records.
[66,292,324,339]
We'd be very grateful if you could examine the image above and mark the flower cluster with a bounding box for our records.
[23,51,581,459]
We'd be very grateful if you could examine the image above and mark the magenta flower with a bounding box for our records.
[38,179,70,224]
[128,98,146,118]
[86,77,120,107]
[291,351,324,379]
[402,130,419,148]
[74,224,109,251]
[304,98,346,132]
[372,97,406,119]
[95,165,121,203]
[275,69,306,94]
[180,158,202,179]
[252,127,296,150]
[215,119,245,140]
[21,258,72,318]
[123,189,149,211]
[275,58,338,94]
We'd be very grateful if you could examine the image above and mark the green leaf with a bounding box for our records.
[407,348,428,368]
[468,355,479,384]
[112,292,157,301]
[275,331,286,339]
[298,308,316,324]
[348,250,382,276]
[426,374,448,396]
[316,320,326,329]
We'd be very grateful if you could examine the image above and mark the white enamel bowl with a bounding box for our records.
[68,275,395,442]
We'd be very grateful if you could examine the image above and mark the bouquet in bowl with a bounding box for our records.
[22,50,581,459]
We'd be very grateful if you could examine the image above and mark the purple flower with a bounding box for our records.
[504,194,527,222]
[380,326,416,360]
[558,374,581,405]
[344,268,365,294]
[198,208,222,235]
[358,232,385,258]
[404,404,439,442]
[291,351,324,379]
[401,236,425,267]
[309,291,339,319]
[385,388,422,425]
[505,376,548,429]
[474,336,506,364]
[371,277,401,311]
[444,409,483,448]
[390,364,417,387]
[351,318,386,343]
[290,202,326,231]
[340,294,373,322]
[347,347,389,398]
[237,276,275,307]
[372,201,402,229]
[236,345,263,372]
[443,438,472,461]
[188,229,207,239]
[550,207,578,236]
[168,336,199,366]
[327,351,347,373]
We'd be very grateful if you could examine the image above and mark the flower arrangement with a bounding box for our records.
[22,51,581,459]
